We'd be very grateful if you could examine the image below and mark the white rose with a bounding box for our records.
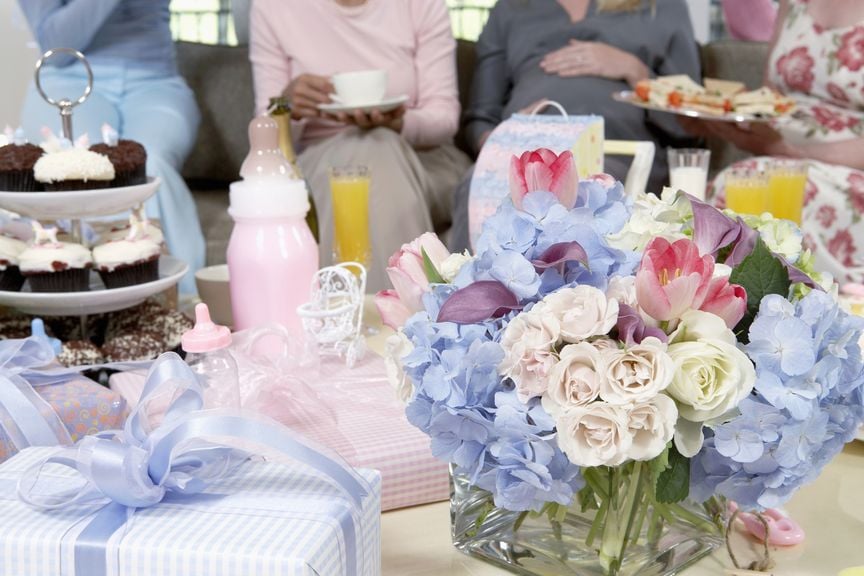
[666,310,756,456]
[499,310,561,402]
[598,337,674,405]
[542,343,603,417]
[605,275,637,308]
[384,331,415,402]
[542,285,618,343]
[439,250,473,282]
[556,403,632,467]
[626,395,678,461]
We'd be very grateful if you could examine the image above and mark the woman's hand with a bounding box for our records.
[540,40,649,87]
[700,120,795,156]
[285,74,334,120]
[335,106,406,132]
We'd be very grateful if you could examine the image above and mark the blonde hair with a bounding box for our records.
[596,0,654,12]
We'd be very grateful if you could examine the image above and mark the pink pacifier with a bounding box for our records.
[728,501,806,546]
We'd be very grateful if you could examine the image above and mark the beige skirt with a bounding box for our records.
[298,127,472,292]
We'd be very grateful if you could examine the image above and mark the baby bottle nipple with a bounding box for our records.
[239,115,297,180]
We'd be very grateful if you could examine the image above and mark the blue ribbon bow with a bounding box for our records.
[16,352,372,576]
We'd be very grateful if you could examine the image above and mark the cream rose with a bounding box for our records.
[542,343,603,417]
[499,310,561,401]
[666,310,756,456]
[385,331,415,403]
[605,275,638,309]
[543,285,618,343]
[556,403,632,467]
[598,337,674,405]
[439,250,473,282]
[626,395,678,461]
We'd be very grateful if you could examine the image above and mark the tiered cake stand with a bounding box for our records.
[0,48,188,317]
[0,178,188,316]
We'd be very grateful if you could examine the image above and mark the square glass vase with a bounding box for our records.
[450,466,725,576]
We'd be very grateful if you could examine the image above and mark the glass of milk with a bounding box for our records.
[668,148,711,200]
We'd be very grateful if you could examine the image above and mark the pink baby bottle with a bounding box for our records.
[226,115,319,336]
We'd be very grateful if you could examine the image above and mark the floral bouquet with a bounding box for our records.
[376,149,864,576]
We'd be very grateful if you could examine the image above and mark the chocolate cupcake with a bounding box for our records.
[102,332,163,362]
[33,148,115,191]
[0,235,27,291]
[0,141,44,191]
[0,316,35,339]
[103,207,164,246]
[90,125,146,187]
[92,221,160,289]
[19,225,93,292]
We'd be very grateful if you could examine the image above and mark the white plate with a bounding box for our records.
[0,255,187,316]
[0,177,160,219]
[612,90,783,123]
[318,95,409,115]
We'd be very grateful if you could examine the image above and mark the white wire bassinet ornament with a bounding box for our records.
[296,262,367,368]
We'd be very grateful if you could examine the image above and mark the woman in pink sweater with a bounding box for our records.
[250,0,471,291]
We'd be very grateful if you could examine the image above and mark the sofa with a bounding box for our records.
[176,39,770,267]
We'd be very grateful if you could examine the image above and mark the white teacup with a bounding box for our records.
[331,70,388,106]
[195,264,233,328]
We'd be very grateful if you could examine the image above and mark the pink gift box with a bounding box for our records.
[110,354,450,511]
[0,377,127,462]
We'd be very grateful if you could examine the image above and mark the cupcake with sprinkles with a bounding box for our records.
[19,222,93,292]
[92,219,161,288]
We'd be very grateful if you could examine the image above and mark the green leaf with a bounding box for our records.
[729,237,791,343]
[577,484,598,512]
[422,247,445,284]
[655,445,690,504]
[648,445,670,484]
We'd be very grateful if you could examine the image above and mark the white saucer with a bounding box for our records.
[318,95,409,115]
[0,177,160,220]
[0,255,188,316]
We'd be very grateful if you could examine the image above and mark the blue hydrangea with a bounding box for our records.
[400,182,633,511]
[691,290,864,509]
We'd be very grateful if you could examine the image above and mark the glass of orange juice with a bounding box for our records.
[329,165,371,267]
[768,159,808,224]
[725,168,770,217]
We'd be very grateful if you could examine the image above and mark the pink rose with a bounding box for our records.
[827,82,850,104]
[375,232,450,329]
[509,148,577,210]
[776,46,814,93]
[635,237,715,322]
[812,106,856,132]
[837,26,864,72]
[816,205,837,228]
[698,277,747,329]
[849,173,864,214]
[827,229,857,268]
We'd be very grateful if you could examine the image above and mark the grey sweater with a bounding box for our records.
[464,0,702,188]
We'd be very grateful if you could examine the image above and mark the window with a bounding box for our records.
[170,0,236,45]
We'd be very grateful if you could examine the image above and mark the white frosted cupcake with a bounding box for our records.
[19,225,92,292]
[0,235,26,291]
[33,148,115,191]
[93,221,160,288]
[104,207,164,246]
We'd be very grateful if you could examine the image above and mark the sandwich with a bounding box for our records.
[732,87,795,116]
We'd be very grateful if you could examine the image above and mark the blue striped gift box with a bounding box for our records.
[0,447,381,576]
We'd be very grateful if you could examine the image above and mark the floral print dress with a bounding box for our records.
[713,0,864,282]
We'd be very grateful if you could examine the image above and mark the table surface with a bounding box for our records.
[362,299,864,575]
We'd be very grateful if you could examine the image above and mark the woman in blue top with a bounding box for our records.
[18,0,204,294]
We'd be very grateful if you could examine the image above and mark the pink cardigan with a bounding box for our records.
[250,0,460,149]
[722,0,778,42]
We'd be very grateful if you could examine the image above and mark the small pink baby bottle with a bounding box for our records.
[226,115,319,336]
[182,303,240,409]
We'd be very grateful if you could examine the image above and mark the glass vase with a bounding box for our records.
[450,464,725,576]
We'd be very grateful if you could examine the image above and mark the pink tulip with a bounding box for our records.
[374,232,451,329]
[375,289,414,330]
[635,237,715,322]
[699,277,748,329]
[509,148,578,209]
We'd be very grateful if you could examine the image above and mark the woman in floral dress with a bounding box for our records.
[704,0,864,283]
